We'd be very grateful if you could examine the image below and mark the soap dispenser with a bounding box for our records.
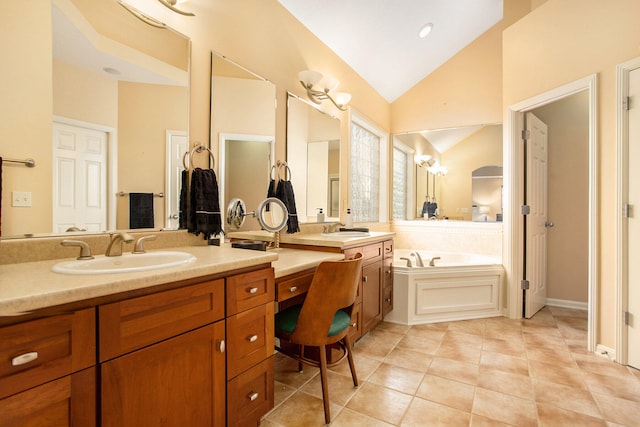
[317,208,325,223]
[345,208,353,228]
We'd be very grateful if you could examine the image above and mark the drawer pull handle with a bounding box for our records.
[12,351,38,366]
[247,287,259,294]
[218,340,226,353]
[248,392,259,401]
[289,286,298,293]
[248,335,259,343]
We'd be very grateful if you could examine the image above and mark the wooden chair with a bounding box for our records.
[274,253,363,424]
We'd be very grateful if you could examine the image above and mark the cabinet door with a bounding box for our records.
[383,258,394,316]
[101,322,226,427]
[0,367,96,427]
[361,261,383,333]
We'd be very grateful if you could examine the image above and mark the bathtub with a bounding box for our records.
[384,249,504,325]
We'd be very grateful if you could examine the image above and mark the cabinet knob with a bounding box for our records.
[363,276,368,283]
[247,287,259,294]
[386,298,392,303]
[386,270,391,275]
[248,335,259,343]
[218,340,226,353]
[289,286,298,293]
[248,392,259,401]
[351,322,357,328]
[12,351,38,366]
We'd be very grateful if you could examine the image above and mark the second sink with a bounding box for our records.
[52,251,196,275]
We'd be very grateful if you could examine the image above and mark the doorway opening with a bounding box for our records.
[504,74,598,352]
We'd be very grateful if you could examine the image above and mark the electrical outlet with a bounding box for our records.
[12,191,32,207]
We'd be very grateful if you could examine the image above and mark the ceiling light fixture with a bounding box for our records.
[419,22,434,38]
[414,154,433,168]
[299,70,351,111]
[157,0,195,16]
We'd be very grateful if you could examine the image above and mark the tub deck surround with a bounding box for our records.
[0,245,343,317]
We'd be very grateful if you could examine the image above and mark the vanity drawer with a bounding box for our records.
[226,303,274,379]
[0,308,95,399]
[344,242,383,264]
[227,356,274,427]
[276,270,313,302]
[226,268,275,315]
[99,280,225,361]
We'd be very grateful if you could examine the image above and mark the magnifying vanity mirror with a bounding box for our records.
[1,0,190,238]
[211,53,276,233]
[392,124,503,221]
[226,197,288,233]
[286,93,341,223]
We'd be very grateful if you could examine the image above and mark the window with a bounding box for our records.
[349,114,388,223]
[393,147,408,219]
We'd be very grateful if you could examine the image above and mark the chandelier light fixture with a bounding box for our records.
[158,0,195,16]
[298,70,352,111]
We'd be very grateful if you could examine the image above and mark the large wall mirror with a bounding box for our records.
[211,53,276,232]
[392,124,503,221]
[286,93,341,223]
[1,0,190,238]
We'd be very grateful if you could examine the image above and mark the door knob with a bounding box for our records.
[545,221,555,228]
[170,214,179,219]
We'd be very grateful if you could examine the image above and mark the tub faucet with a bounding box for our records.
[399,257,413,267]
[411,252,425,267]
[429,256,441,267]
[105,232,135,257]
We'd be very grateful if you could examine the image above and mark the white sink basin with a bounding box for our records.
[52,251,196,275]
[320,231,370,237]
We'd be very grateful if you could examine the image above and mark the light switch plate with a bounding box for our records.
[12,191,32,207]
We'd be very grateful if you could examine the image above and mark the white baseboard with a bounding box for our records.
[546,298,588,311]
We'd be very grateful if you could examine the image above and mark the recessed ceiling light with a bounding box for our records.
[103,67,121,75]
[419,23,434,38]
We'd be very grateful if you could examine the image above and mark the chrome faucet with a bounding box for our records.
[429,256,441,267]
[322,222,345,233]
[105,232,135,257]
[410,252,425,267]
[60,240,94,260]
[132,235,157,254]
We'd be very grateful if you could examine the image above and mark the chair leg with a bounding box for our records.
[343,336,359,387]
[318,344,331,424]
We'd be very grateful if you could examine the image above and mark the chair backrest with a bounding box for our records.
[290,253,363,346]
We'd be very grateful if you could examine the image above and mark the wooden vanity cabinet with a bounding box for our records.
[99,279,227,427]
[0,308,96,426]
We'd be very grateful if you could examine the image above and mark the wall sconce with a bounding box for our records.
[299,70,351,111]
[428,164,448,176]
[414,154,433,168]
[158,0,194,16]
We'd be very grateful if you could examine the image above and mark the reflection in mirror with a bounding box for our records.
[225,197,287,233]
[286,93,341,222]
[472,166,503,222]
[1,0,190,238]
[392,124,502,221]
[211,53,276,232]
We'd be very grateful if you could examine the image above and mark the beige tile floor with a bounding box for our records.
[260,306,640,426]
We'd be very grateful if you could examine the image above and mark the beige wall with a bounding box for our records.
[533,92,589,304]
[116,81,188,229]
[503,0,640,347]
[440,125,503,220]
[0,0,52,237]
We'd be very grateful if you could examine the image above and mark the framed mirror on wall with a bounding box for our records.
[392,124,503,221]
[285,93,341,223]
[1,0,190,238]
[210,52,276,232]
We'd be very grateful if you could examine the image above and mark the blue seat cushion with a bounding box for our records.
[275,305,352,337]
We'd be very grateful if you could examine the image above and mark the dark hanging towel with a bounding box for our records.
[276,180,300,234]
[265,178,277,211]
[179,169,188,229]
[188,168,222,239]
[129,193,154,229]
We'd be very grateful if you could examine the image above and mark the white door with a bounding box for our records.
[52,122,107,233]
[524,112,549,318]
[627,67,640,368]
[165,131,189,229]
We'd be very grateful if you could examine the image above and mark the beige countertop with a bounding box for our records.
[0,244,347,317]
[228,230,395,248]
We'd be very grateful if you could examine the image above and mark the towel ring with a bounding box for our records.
[270,164,277,180]
[278,164,292,181]
[188,144,216,170]
[182,151,189,170]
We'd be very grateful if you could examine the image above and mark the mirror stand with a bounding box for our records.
[226,197,289,248]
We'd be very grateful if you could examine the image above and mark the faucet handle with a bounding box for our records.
[61,240,94,260]
[132,235,157,254]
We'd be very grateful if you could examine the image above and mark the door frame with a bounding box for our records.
[616,56,640,365]
[504,74,598,352]
[53,116,117,231]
